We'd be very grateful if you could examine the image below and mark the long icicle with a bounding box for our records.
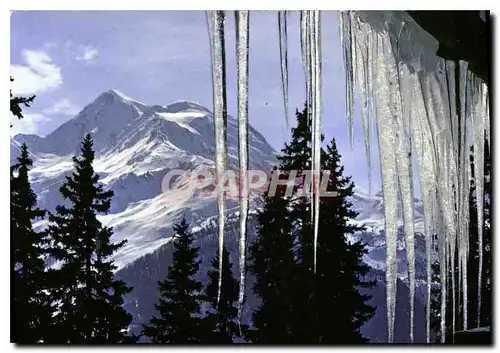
[353,16,373,195]
[472,78,486,327]
[459,60,470,330]
[412,71,438,343]
[311,10,322,273]
[300,12,310,110]
[278,11,290,133]
[384,21,417,342]
[235,10,250,328]
[418,68,448,343]
[344,15,399,342]
[445,60,458,337]
[397,102,416,343]
[373,32,399,344]
[207,10,228,306]
[392,53,416,342]
[340,12,355,149]
[338,10,490,342]
[301,11,316,263]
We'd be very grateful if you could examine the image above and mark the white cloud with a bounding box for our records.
[76,46,98,63]
[10,50,63,95]
[43,98,80,116]
[10,112,50,136]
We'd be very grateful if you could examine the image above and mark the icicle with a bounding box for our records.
[300,11,312,253]
[371,32,399,344]
[301,11,322,273]
[340,12,355,149]
[339,10,490,342]
[207,10,228,306]
[393,61,416,343]
[417,70,445,343]
[235,10,249,328]
[458,60,470,330]
[311,11,321,273]
[412,82,438,342]
[353,17,373,195]
[412,79,439,341]
[379,23,418,338]
[472,77,486,328]
[278,11,290,132]
[450,218,457,336]
[446,61,459,170]
[438,205,447,343]
[445,60,458,336]
[300,12,311,110]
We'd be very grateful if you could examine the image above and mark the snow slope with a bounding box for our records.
[12,89,276,269]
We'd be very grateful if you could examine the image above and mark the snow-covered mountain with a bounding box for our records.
[11,89,430,342]
[11,89,276,269]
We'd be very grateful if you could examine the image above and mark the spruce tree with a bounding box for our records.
[11,144,53,343]
[312,139,375,343]
[10,77,35,123]
[203,246,246,343]
[250,105,375,343]
[141,219,207,343]
[47,134,134,343]
[282,106,374,343]
[248,180,296,343]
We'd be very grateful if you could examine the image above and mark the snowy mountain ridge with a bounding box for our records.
[11,89,430,342]
[11,88,429,278]
[11,89,276,269]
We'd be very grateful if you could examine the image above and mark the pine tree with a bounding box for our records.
[249,106,374,343]
[312,139,375,343]
[47,134,134,343]
[279,106,374,343]
[10,77,35,123]
[11,144,53,343]
[248,180,296,343]
[203,246,246,343]
[141,219,207,343]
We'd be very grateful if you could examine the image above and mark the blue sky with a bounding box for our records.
[10,10,382,191]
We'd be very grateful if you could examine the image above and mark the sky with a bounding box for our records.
[10,10,382,192]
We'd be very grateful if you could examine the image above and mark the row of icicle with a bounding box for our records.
[339,11,489,343]
[205,10,489,343]
[206,10,324,328]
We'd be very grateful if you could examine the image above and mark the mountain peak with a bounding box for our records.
[102,89,146,107]
[164,100,210,114]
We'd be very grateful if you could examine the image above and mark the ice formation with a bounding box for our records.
[203,10,489,343]
[339,11,489,342]
[206,10,228,306]
[278,11,290,132]
[235,10,250,326]
[300,10,323,273]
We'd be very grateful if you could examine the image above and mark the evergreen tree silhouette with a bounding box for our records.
[204,246,247,343]
[47,134,135,343]
[248,176,296,343]
[10,77,35,124]
[141,219,207,343]
[11,144,54,343]
[249,105,375,343]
